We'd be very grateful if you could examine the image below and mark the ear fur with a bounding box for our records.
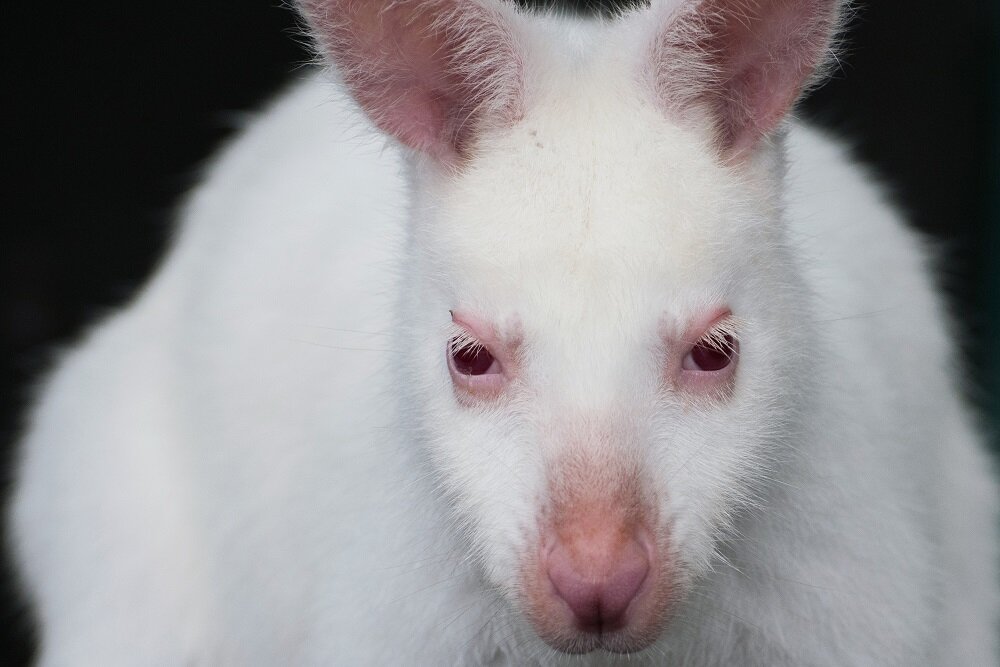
[647,0,845,159]
[298,0,524,163]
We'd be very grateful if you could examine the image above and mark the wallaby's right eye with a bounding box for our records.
[449,340,499,376]
[446,313,510,400]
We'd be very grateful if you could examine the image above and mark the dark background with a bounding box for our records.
[3,0,998,662]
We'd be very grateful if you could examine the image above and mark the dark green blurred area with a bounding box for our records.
[989,0,1000,451]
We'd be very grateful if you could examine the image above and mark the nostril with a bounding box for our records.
[547,536,650,633]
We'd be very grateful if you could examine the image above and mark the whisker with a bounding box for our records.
[304,325,392,336]
[289,338,392,352]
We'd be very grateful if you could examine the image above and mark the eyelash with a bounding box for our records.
[447,324,479,352]
[695,319,740,354]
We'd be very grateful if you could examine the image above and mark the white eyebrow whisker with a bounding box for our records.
[680,315,746,350]
[699,316,743,353]
[447,323,487,355]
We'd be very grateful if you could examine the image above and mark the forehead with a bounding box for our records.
[424,87,743,326]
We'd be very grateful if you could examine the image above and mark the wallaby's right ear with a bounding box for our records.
[298,0,524,164]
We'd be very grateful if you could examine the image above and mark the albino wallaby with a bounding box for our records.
[9,0,999,664]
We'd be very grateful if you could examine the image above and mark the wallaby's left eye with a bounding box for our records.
[682,334,738,372]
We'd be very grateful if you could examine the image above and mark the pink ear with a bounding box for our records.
[652,0,842,158]
[299,0,523,162]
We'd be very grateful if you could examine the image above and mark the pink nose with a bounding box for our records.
[546,533,650,633]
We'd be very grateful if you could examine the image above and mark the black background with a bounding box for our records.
[3,0,997,662]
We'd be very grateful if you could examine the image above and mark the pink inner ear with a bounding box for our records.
[655,0,840,159]
[358,85,449,158]
[301,0,522,162]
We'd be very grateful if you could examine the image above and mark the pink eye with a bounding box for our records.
[682,334,737,372]
[449,340,500,376]
[446,313,512,402]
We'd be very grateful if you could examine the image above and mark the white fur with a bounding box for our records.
[9,4,998,665]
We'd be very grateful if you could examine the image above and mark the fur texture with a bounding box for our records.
[9,0,999,664]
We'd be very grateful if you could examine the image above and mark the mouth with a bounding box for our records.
[520,597,674,656]
[534,626,662,656]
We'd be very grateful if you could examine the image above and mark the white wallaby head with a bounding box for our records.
[299,0,843,654]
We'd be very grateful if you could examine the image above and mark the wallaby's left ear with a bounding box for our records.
[647,0,844,160]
